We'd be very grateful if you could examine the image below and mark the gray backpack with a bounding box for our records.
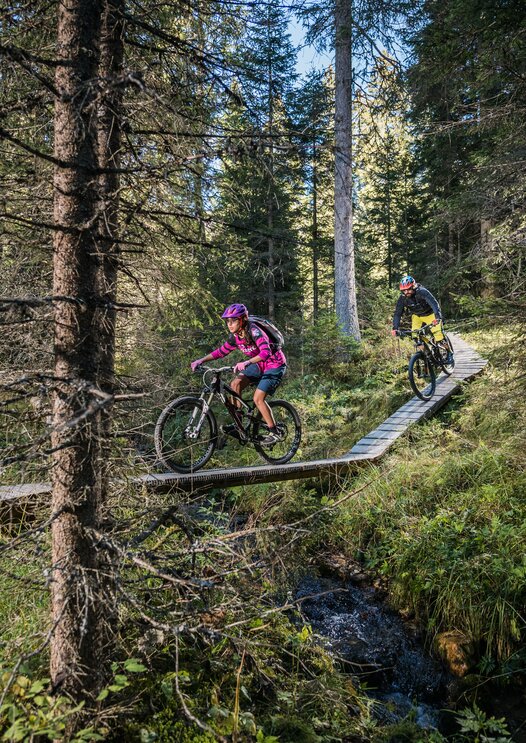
[248,315,284,351]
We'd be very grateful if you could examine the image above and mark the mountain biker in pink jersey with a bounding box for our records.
[190,304,287,444]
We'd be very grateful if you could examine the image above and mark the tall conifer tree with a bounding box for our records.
[210,0,301,321]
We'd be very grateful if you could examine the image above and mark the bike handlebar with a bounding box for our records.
[194,364,234,374]
[396,322,438,338]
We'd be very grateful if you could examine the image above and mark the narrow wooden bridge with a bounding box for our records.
[0,333,487,503]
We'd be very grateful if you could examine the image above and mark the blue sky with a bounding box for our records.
[288,17,333,77]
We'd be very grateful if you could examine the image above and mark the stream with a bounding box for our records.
[296,575,526,740]
[296,575,454,733]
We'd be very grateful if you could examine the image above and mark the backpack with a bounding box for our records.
[248,315,284,351]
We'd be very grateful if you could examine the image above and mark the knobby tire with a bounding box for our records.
[154,395,217,473]
[408,351,436,401]
[437,334,455,376]
[252,399,302,465]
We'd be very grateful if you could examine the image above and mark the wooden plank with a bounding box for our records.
[386,412,427,421]
[359,430,409,441]
[375,422,411,431]
[0,482,51,501]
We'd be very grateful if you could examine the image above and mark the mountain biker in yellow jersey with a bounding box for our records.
[190,303,287,444]
[392,276,453,364]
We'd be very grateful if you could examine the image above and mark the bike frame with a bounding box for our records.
[402,324,442,367]
[194,366,256,443]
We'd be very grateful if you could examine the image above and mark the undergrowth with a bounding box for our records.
[323,324,526,672]
[1,317,522,741]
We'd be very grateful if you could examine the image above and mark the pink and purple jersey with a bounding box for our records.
[210,322,286,373]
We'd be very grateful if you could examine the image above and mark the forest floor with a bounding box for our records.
[1,320,525,742]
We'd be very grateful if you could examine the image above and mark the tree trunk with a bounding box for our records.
[312,136,319,317]
[480,217,497,297]
[50,0,107,708]
[97,0,123,417]
[448,222,455,262]
[194,5,209,285]
[386,164,392,289]
[334,0,360,341]
[267,19,275,320]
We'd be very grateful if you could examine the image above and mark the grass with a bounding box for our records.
[0,546,50,665]
[1,317,523,739]
[321,324,526,667]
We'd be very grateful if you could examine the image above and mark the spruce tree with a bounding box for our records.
[210,0,302,322]
[355,55,424,288]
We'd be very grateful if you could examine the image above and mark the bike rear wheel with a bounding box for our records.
[437,334,455,376]
[252,399,301,465]
[408,351,436,401]
[154,396,217,473]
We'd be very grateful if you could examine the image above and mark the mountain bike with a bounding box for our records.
[154,365,302,473]
[397,324,455,401]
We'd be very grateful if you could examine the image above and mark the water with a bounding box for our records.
[296,576,450,729]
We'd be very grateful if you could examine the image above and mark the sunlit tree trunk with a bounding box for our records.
[312,136,319,316]
[480,217,497,297]
[267,14,276,320]
[334,0,360,340]
[386,164,392,288]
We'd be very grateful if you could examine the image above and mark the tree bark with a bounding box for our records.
[312,136,319,317]
[334,0,360,341]
[50,0,107,707]
[386,163,392,289]
[480,217,497,297]
[96,0,123,438]
[267,19,275,320]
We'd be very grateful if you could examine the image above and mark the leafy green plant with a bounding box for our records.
[0,671,104,742]
[96,658,148,702]
[455,704,510,742]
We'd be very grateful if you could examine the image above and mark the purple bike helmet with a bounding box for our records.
[221,303,248,319]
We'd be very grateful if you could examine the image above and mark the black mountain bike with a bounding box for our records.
[398,324,455,401]
[154,365,302,473]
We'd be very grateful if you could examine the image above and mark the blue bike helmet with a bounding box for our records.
[400,275,416,290]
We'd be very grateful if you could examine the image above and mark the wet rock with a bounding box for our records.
[435,630,474,677]
[318,553,369,584]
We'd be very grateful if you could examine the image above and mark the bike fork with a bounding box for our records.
[186,394,212,439]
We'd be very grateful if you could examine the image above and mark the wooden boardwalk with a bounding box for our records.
[0,333,487,501]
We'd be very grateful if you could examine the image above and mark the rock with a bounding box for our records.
[435,630,474,677]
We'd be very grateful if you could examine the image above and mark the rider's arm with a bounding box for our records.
[210,334,237,360]
[192,336,236,370]
[240,327,272,367]
[417,287,442,320]
[198,352,215,364]
[392,295,405,330]
[252,331,271,361]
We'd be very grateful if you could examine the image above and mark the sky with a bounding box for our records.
[288,17,333,78]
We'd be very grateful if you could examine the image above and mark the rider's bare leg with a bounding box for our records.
[230,375,251,408]
[253,388,276,429]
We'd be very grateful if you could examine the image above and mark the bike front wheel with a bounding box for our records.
[154,396,217,473]
[408,351,436,401]
[252,399,302,465]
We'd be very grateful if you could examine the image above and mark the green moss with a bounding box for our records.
[269,715,321,742]
[123,719,216,743]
